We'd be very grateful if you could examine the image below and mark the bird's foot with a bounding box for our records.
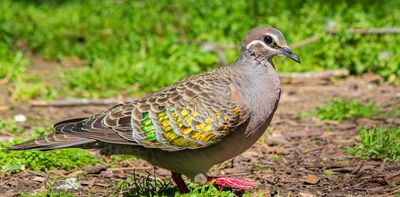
[207,177,257,190]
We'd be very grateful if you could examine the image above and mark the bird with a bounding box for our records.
[7,27,300,193]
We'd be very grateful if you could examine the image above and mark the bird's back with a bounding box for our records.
[8,65,253,152]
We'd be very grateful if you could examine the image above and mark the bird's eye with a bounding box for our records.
[263,35,274,46]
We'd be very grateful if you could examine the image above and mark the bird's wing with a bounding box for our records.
[56,70,250,151]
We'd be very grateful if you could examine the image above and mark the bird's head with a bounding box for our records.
[240,27,300,64]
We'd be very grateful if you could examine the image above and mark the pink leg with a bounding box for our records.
[207,176,257,190]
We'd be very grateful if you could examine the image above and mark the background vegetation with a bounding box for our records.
[0,0,399,98]
[0,1,399,196]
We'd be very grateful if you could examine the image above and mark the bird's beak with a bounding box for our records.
[281,47,300,64]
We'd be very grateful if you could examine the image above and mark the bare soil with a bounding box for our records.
[0,73,399,196]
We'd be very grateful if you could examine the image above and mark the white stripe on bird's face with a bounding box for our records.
[246,40,280,54]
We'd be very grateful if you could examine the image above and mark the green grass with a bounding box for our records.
[0,120,102,173]
[0,119,26,135]
[115,175,250,197]
[10,75,58,101]
[312,99,381,121]
[115,174,176,197]
[178,183,245,197]
[0,44,28,80]
[26,180,253,197]
[347,126,400,162]
[0,141,101,173]
[0,0,399,98]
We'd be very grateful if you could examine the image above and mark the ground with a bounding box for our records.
[1,1,399,196]
[0,72,399,196]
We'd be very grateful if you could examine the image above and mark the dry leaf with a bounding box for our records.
[67,170,86,177]
[32,176,46,182]
[304,174,320,184]
[299,192,315,197]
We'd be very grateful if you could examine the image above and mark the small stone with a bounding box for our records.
[14,114,26,123]
[194,173,207,184]
[56,177,80,191]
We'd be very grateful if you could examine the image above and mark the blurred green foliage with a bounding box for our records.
[0,0,399,98]
[313,99,381,121]
[347,126,400,162]
[11,75,58,101]
[0,44,28,80]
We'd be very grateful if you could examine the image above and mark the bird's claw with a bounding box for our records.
[209,177,257,190]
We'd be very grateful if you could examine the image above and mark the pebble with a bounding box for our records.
[14,114,26,123]
[56,177,80,191]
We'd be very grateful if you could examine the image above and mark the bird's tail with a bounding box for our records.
[6,118,97,151]
[6,133,96,150]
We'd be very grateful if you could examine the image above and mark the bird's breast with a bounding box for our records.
[238,65,281,134]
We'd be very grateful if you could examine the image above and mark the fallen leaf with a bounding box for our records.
[53,169,68,176]
[299,192,315,197]
[67,170,86,177]
[32,176,46,182]
[304,174,320,184]
[267,134,289,145]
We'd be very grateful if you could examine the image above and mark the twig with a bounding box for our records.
[326,27,400,35]
[303,147,323,154]
[353,186,394,193]
[30,98,123,107]
[279,69,349,80]
[108,167,154,172]
[291,35,320,49]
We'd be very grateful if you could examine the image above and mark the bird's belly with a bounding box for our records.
[103,111,275,180]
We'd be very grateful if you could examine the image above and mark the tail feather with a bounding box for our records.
[6,133,96,150]
[7,114,133,150]
[7,117,96,151]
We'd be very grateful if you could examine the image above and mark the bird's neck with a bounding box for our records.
[233,59,281,132]
[238,49,274,67]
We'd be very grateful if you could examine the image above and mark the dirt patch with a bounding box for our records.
[0,75,399,196]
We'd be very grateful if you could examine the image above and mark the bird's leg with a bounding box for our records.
[207,176,257,190]
[171,172,190,193]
